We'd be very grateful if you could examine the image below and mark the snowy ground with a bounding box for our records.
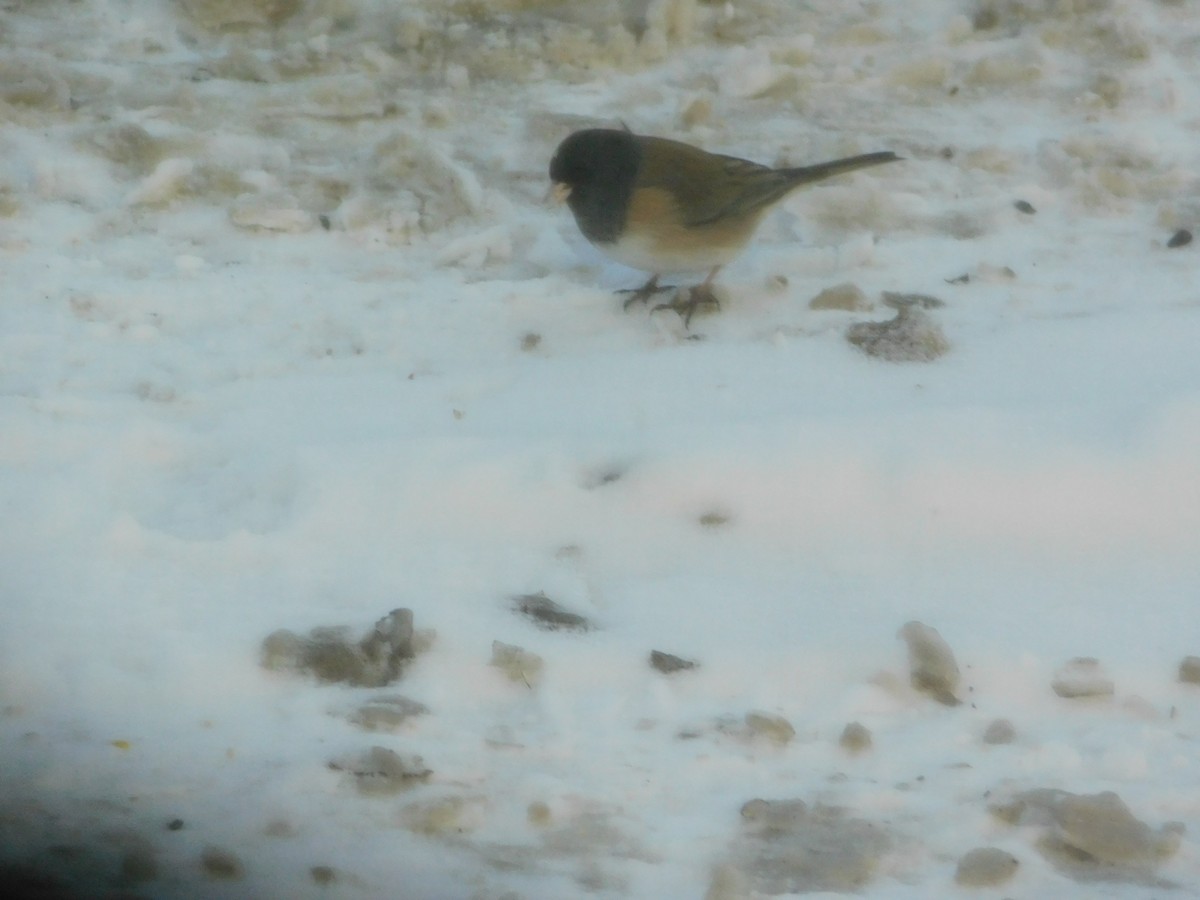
[3,0,1200,897]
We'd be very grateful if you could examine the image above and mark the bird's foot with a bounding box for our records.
[652,284,721,328]
[617,278,674,311]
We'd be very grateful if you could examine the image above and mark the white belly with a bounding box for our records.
[599,230,743,275]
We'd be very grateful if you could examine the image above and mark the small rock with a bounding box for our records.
[304,629,370,683]
[898,621,961,705]
[649,650,697,674]
[990,788,1184,875]
[839,721,872,754]
[982,718,1017,745]
[329,746,431,796]
[954,846,1019,887]
[582,466,624,488]
[310,866,336,885]
[259,628,307,670]
[1055,791,1182,866]
[1178,656,1200,684]
[698,509,732,528]
[166,818,185,832]
[744,711,795,746]
[809,282,871,311]
[259,608,418,687]
[736,799,890,893]
[1014,199,1037,214]
[847,304,949,363]
[1052,657,1114,699]
[200,846,244,880]
[490,640,544,687]
[513,592,592,632]
[347,695,430,732]
[1167,228,1192,248]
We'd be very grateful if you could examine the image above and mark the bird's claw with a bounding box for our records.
[618,281,675,311]
[651,286,721,328]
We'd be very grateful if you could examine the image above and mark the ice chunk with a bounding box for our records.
[1052,657,1114,699]
[897,621,961,703]
[955,847,1019,887]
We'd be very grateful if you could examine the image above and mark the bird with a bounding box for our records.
[549,127,900,325]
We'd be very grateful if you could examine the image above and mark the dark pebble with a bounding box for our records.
[513,592,592,632]
[1168,228,1192,248]
[650,650,698,674]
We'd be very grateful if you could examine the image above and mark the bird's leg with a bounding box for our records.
[652,267,723,327]
[617,274,673,311]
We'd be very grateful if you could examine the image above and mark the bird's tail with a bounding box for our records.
[781,151,901,188]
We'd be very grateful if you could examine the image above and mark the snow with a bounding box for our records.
[2,0,1200,897]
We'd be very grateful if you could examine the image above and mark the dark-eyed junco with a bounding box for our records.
[549,127,899,324]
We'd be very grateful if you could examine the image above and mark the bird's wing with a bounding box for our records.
[698,154,800,224]
[636,137,793,228]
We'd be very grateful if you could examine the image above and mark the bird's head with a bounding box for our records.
[548,128,642,243]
